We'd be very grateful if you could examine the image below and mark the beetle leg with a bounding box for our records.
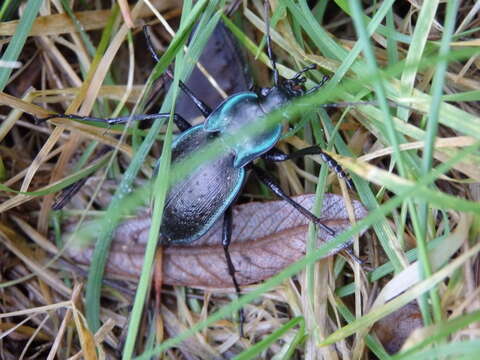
[262,147,354,190]
[251,164,335,235]
[52,177,88,210]
[36,113,192,132]
[222,206,246,336]
[143,25,213,117]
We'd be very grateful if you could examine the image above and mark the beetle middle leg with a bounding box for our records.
[222,206,246,336]
[250,164,335,235]
[36,112,192,210]
[263,147,354,190]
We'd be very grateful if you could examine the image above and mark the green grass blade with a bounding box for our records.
[393,310,480,360]
[0,0,42,91]
[334,296,391,359]
[84,0,210,333]
[395,340,480,360]
[0,154,110,196]
[133,135,479,359]
[234,317,304,360]
[320,237,480,346]
[397,0,440,122]
[121,2,221,358]
[417,0,461,324]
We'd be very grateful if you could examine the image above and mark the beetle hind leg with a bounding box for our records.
[251,164,335,235]
[222,206,246,336]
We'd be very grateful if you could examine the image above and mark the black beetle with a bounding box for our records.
[39,7,355,334]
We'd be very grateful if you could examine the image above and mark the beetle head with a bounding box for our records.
[281,64,328,98]
[259,65,328,113]
[282,76,308,97]
[258,80,305,114]
[259,74,308,99]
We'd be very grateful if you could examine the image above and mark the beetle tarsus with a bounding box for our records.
[51,145,113,210]
[341,248,365,266]
[52,178,88,210]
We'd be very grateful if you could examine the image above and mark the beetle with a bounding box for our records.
[39,7,355,334]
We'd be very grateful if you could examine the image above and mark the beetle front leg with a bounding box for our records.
[251,164,335,236]
[222,206,246,337]
[262,147,354,190]
[36,113,192,132]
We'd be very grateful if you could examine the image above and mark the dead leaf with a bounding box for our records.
[66,194,367,288]
[373,302,423,354]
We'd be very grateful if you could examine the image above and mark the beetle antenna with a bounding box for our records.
[319,99,408,109]
[265,1,279,86]
[304,75,330,95]
[143,25,161,62]
[341,248,365,266]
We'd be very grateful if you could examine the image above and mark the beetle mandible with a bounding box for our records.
[39,4,354,333]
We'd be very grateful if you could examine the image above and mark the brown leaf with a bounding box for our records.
[373,302,424,354]
[66,194,367,288]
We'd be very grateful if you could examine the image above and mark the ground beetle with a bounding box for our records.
[39,5,355,335]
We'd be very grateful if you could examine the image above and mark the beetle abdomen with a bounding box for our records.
[160,126,245,245]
